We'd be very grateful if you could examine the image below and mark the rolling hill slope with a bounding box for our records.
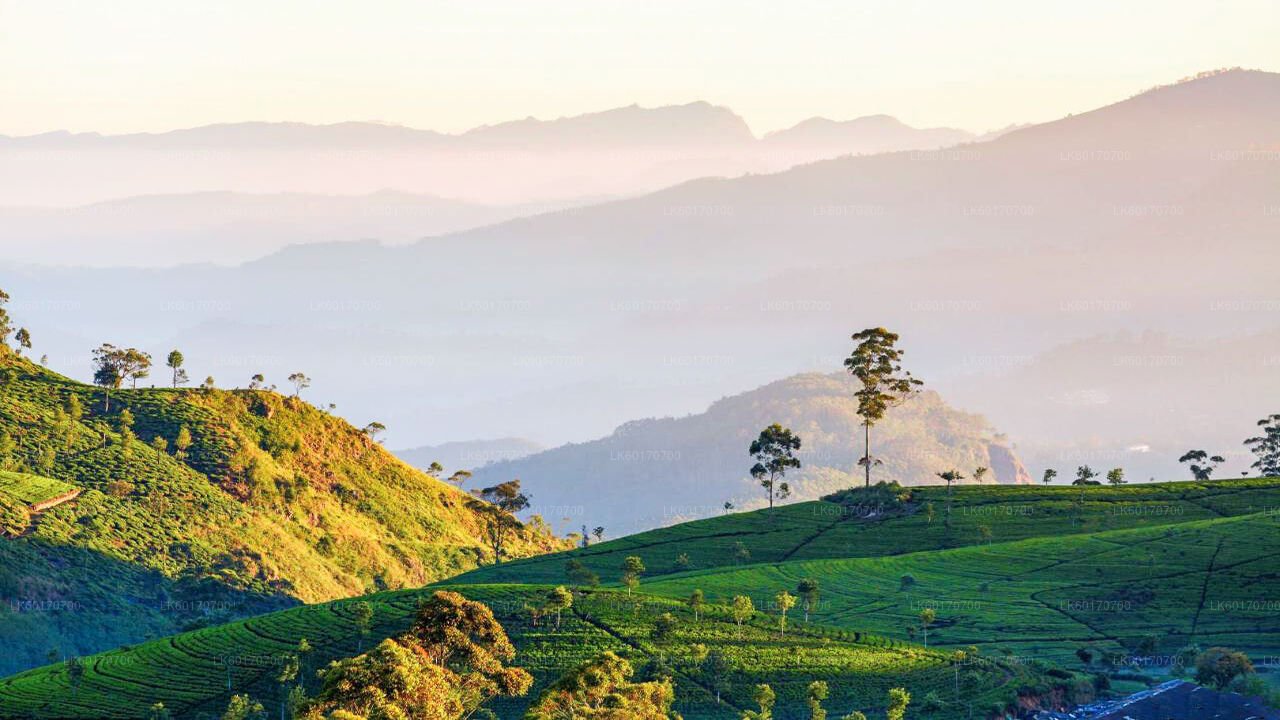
[447,477,1280,588]
[0,351,564,675]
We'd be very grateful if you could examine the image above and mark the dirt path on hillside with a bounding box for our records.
[15,489,81,538]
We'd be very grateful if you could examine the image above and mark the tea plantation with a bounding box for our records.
[0,584,1058,720]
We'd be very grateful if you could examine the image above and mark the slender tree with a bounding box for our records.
[166,350,185,387]
[920,607,936,646]
[775,590,796,637]
[937,469,964,531]
[1245,414,1280,477]
[287,372,311,397]
[1042,468,1057,484]
[886,688,911,720]
[742,684,776,720]
[469,480,530,564]
[544,586,572,630]
[732,595,754,638]
[352,600,374,651]
[14,328,31,356]
[749,423,802,514]
[797,578,820,622]
[806,681,830,720]
[844,328,922,486]
[621,556,645,595]
[688,588,705,621]
[0,289,12,348]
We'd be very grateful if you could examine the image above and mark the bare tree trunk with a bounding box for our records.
[863,423,871,487]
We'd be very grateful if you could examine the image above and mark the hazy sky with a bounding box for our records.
[2,0,1277,137]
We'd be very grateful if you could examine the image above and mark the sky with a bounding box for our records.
[2,0,1278,137]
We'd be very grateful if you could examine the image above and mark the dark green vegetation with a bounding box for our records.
[0,585,1055,720]
[0,352,563,675]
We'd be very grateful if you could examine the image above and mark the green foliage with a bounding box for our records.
[525,651,676,720]
[750,423,801,511]
[1194,647,1254,689]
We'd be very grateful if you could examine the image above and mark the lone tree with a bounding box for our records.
[287,372,311,397]
[621,556,645,595]
[14,328,31,356]
[920,607,936,646]
[688,588,705,621]
[937,469,964,531]
[806,680,830,720]
[742,684,776,720]
[732,595,755,638]
[1245,414,1280,477]
[886,688,911,720]
[166,350,187,387]
[797,578,820,622]
[544,586,572,630]
[1179,450,1224,480]
[1106,467,1126,485]
[775,590,796,637]
[1043,468,1057,484]
[750,423,802,514]
[1073,465,1100,485]
[844,328,922,486]
[469,479,530,564]
[91,344,148,409]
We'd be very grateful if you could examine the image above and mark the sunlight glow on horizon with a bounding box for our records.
[1,0,1278,136]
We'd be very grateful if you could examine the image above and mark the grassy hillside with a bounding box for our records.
[0,352,565,675]
[447,478,1280,587]
[643,512,1280,664]
[469,375,1037,535]
[0,584,1062,720]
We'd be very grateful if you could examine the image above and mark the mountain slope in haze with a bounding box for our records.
[394,437,544,475]
[0,351,565,675]
[763,113,978,154]
[5,69,1277,455]
[469,373,1032,535]
[0,190,548,267]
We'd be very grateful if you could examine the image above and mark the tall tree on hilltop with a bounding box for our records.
[844,328,922,487]
[1245,414,1280,477]
[1179,450,1224,480]
[91,344,125,411]
[937,469,964,532]
[469,479,529,564]
[0,289,12,349]
[749,423,802,514]
[166,350,186,387]
[14,328,31,356]
[1106,467,1126,485]
[288,372,311,397]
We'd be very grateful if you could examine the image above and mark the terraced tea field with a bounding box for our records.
[0,585,1052,719]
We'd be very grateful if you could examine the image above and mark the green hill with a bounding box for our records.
[446,478,1280,588]
[0,352,565,675]
[644,511,1280,664]
[0,584,1060,720]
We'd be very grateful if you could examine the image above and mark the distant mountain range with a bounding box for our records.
[0,102,1006,214]
[3,69,1276,483]
[467,373,1032,535]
